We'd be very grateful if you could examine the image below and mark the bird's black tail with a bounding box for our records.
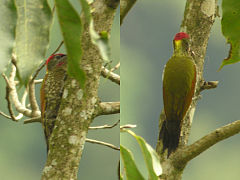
[159,120,181,157]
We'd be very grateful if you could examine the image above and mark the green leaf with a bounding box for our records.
[219,0,240,70]
[15,0,52,84]
[120,145,145,180]
[79,0,91,24]
[55,0,86,87]
[127,130,162,180]
[79,0,112,64]
[0,0,17,73]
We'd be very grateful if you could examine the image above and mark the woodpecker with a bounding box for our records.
[40,54,68,151]
[159,32,196,156]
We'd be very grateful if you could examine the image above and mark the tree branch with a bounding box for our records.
[29,79,40,116]
[86,138,120,151]
[24,116,41,124]
[120,0,137,25]
[200,81,219,91]
[89,119,120,129]
[3,65,40,118]
[15,79,43,85]
[0,110,12,119]
[51,40,64,55]
[110,62,120,72]
[101,66,120,85]
[96,101,120,116]
[173,120,240,167]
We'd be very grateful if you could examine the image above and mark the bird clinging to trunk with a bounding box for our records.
[160,32,196,156]
[40,54,68,151]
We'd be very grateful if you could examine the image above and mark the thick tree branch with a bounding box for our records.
[200,81,219,91]
[173,120,240,167]
[96,101,120,116]
[120,0,137,25]
[101,66,120,85]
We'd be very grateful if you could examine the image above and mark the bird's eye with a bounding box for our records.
[56,55,61,59]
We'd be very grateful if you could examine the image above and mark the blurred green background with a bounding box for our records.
[0,2,120,180]
[121,0,240,180]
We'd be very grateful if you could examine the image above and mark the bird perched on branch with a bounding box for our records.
[159,32,196,156]
[40,54,68,151]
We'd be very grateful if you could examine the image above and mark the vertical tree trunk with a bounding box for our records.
[41,1,119,179]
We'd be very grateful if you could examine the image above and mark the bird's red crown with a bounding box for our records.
[174,32,189,40]
[46,53,65,65]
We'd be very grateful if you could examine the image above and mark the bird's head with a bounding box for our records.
[46,54,67,71]
[173,32,190,56]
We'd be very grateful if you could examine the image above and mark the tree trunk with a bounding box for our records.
[41,1,119,179]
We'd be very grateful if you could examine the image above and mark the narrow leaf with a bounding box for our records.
[55,0,85,87]
[120,145,145,180]
[15,0,52,84]
[79,0,91,24]
[219,0,240,70]
[127,130,162,179]
[0,0,17,73]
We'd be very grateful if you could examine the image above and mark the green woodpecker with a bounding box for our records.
[40,54,68,151]
[159,32,196,156]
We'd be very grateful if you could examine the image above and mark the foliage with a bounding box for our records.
[219,0,240,70]
[0,0,111,86]
[0,0,16,73]
[120,130,162,180]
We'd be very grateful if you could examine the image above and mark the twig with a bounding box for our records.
[2,73,18,121]
[120,124,137,131]
[0,111,12,119]
[101,66,120,85]
[96,101,120,116]
[173,120,240,167]
[89,119,120,130]
[86,138,120,151]
[31,63,45,83]
[30,41,64,83]
[110,62,120,72]
[15,79,43,85]
[120,0,137,25]
[29,78,40,116]
[51,41,64,55]
[200,81,219,91]
[24,116,41,124]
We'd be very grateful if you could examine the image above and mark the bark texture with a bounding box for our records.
[156,0,218,179]
[41,1,119,179]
